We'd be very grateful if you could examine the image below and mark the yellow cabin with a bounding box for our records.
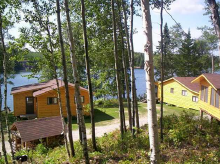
[192,73,220,120]
[157,77,200,110]
[11,79,90,118]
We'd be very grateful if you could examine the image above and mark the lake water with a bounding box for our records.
[1,69,147,111]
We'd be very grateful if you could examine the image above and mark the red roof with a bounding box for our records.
[202,73,220,89]
[11,116,64,142]
[11,79,89,95]
[11,79,59,94]
[174,77,200,93]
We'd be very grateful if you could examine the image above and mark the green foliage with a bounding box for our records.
[35,144,49,154]
[154,24,213,80]
[134,52,144,68]
[95,98,119,108]
[12,110,220,163]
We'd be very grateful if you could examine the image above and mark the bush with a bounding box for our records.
[36,144,48,154]
[95,99,119,108]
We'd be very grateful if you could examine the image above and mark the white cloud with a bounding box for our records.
[169,0,204,14]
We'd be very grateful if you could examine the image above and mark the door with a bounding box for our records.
[26,97,34,114]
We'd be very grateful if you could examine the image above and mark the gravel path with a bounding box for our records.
[72,114,148,141]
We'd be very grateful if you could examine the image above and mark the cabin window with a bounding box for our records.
[200,86,205,101]
[211,88,215,106]
[201,86,208,103]
[192,96,198,102]
[26,97,34,104]
[182,90,187,96]
[215,91,220,108]
[74,96,85,104]
[47,97,58,105]
[170,88,174,93]
[204,87,208,103]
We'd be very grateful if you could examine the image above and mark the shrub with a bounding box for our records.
[36,144,48,154]
[95,99,119,108]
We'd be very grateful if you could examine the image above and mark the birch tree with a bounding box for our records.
[207,0,220,62]
[121,0,132,132]
[0,12,8,164]
[80,0,97,151]
[141,0,160,163]
[130,0,140,134]
[160,0,164,142]
[64,0,89,162]
[30,0,70,156]
[111,0,125,137]
[55,0,75,157]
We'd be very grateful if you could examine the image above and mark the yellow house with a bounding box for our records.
[11,79,90,119]
[192,73,220,120]
[157,77,200,110]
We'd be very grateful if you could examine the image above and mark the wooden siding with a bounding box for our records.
[199,79,220,120]
[13,91,37,117]
[157,79,199,110]
[37,87,90,118]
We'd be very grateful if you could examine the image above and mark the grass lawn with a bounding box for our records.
[71,102,200,130]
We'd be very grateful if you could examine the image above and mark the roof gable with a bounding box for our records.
[11,116,64,142]
[157,77,200,93]
[192,73,220,90]
[11,79,89,95]
[174,77,200,93]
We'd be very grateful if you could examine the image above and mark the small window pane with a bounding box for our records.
[215,91,219,108]
[170,88,174,93]
[182,90,187,96]
[211,88,215,106]
[81,96,84,103]
[192,96,198,102]
[205,87,208,103]
[47,97,58,105]
[201,86,204,101]
[26,97,33,104]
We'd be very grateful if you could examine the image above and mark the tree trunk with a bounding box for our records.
[141,0,160,163]
[55,0,75,157]
[80,0,97,151]
[212,54,214,73]
[130,0,140,134]
[160,0,164,142]
[0,71,8,163]
[111,0,125,137]
[32,0,71,156]
[207,0,220,64]
[0,13,15,163]
[118,0,132,133]
[64,0,89,163]
[46,25,71,158]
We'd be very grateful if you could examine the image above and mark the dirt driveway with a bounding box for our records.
[71,114,148,141]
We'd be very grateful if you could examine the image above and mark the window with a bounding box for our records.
[205,87,208,103]
[26,97,34,104]
[215,91,219,108]
[170,88,174,93]
[211,88,215,106]
[47,97,58,105]
[182,90,187,96]
[200,85,208,103]
[200,86,204,101]
[192,96,198,102]
[74,96,85,103]
[210,89,220,108]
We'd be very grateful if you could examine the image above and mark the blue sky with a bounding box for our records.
[9,0,212,53]
[133,0,212,53]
